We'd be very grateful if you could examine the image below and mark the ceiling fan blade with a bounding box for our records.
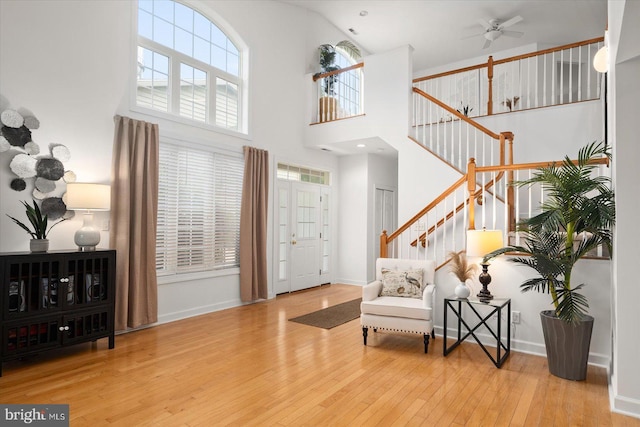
[502,30,524,38]
[477,18,492,30]
[482,38,492,49]
[500,15,523,29]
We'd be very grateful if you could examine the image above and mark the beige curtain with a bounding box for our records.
[240,146,269,302]
[110,115,159,330]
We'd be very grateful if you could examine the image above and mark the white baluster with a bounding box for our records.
[587,44,592,100]
[578,46,582,101]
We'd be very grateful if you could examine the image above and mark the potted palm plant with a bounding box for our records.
[484,141,615,380]
[7,200,66,252]
[313,40,360,122]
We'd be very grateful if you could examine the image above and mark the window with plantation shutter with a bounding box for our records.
[156,142,243,275]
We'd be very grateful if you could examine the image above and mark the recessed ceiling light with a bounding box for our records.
[359,10,368,17]
[357,144,366,148]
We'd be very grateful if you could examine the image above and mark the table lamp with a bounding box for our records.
[466,228,503,301]
[65,183,111,251]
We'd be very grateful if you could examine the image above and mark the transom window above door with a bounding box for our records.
[136,0,245,132]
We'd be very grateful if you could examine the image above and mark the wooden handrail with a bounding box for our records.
[492,37,604,66]
[386,174,468,243]
[410,170,507,247]
[312,62,364,82]
[412,37,604,83]
[413,88,501,139]
[413,63,487,83]
[475,157,609,174]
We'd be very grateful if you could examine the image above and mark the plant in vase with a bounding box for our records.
[447,250,477,298]
[7,200,66,252]
[313,40,360,122]
[456,102,473,117]
[484,141,614,380]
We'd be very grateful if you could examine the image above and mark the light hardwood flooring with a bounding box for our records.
[1,284,638,426]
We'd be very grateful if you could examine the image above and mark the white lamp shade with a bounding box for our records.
[466,229,504,258]
[593,46,609,73]
[66,183,111,211]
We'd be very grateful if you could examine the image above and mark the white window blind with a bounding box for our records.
[156,142,243,275]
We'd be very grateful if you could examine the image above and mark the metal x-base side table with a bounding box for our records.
[443,296,511,368]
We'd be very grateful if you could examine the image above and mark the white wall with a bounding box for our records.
[0,0,351,324]
[609,0,640,418]
[336,154,368,285]
[474,100,604,163]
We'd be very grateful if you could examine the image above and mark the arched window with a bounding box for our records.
[136,0,244,131]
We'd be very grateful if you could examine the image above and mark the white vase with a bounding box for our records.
[30,239,49,253]
[454,282,471,299]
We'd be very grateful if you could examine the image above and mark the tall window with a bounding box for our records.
[156,142,244,275]
[137,0,243,131]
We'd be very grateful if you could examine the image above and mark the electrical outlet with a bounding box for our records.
[511,311,521,324]
[101,220,110,231]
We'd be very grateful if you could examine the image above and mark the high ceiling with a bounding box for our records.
[283,0,607,72]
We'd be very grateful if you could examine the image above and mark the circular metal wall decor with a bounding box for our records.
[1,98,77,216]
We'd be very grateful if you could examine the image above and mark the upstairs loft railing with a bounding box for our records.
[380,155,610,268]
[312,63,364,124]
[413,37,605,118]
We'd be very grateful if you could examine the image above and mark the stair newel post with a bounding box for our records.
[380,230,388,258]
[505,132,516,232]
[487,56,494,116]
[467,158,477,231]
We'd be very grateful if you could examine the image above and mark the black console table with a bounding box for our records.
[443,296,511,368]
[0,250,116,376]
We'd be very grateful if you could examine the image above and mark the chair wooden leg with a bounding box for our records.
[362,327,368,345]
[423,333,430,354]
[431,329,435,339]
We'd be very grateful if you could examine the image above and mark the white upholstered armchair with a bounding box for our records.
[360,258,436,353]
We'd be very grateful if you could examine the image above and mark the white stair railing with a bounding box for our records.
[412,87,509,170]
[380,155,611,267]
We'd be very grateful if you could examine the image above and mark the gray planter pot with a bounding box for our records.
[30,239,49,253]
[540,310,594,381]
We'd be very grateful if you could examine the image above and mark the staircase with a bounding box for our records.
[379,37,607,268]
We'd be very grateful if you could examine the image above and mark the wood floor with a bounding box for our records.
[1,284,638,426]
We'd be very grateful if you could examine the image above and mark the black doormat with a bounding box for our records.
[289,298,362,329]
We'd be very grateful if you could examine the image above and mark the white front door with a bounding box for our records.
[290,183,321,291]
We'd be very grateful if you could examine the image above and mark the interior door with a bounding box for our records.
[373,187,396,280]
[290,183,321,291]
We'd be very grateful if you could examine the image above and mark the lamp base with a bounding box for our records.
[74,212,100,252]
[477,263,494,301]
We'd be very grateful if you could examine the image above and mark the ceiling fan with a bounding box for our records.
[468,16,524,49]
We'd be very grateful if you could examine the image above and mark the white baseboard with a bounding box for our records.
[333,278,367,286]
[611,394,640,419]
[157,299,244,325]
